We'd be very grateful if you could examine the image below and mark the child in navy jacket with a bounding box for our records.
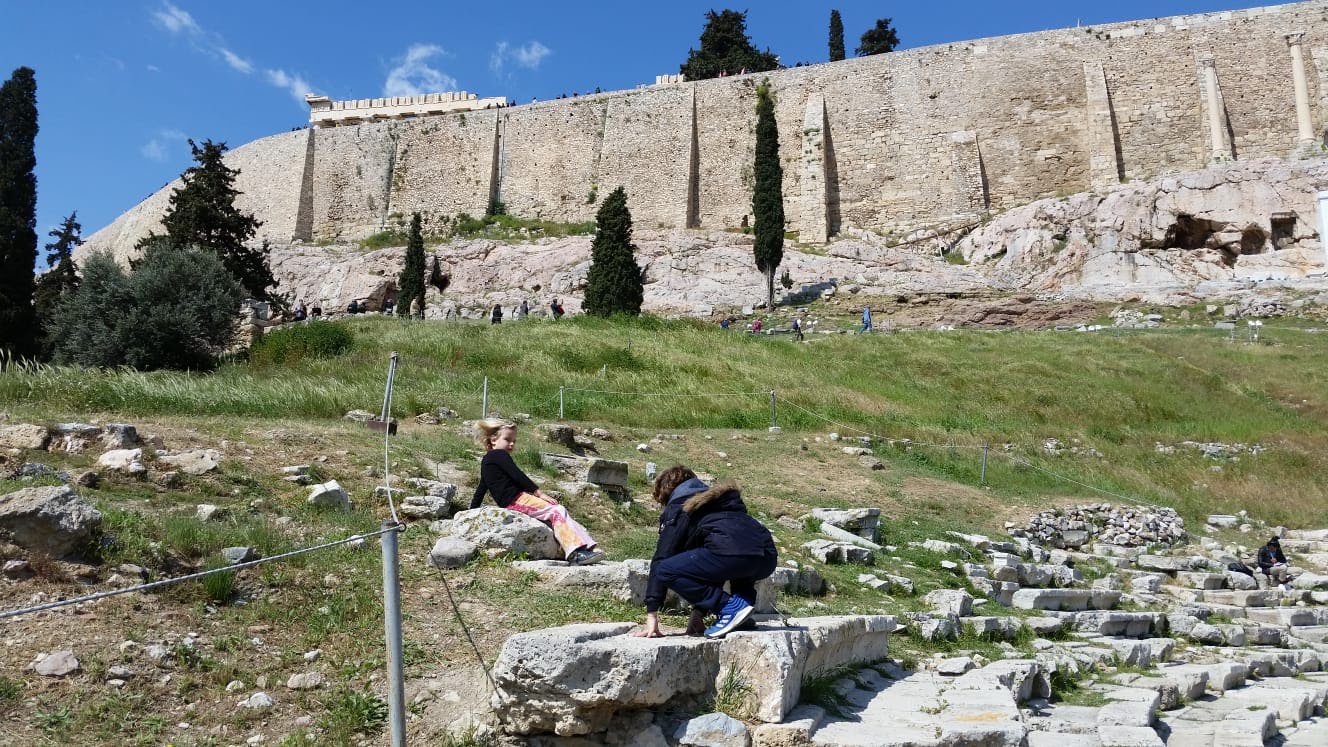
[634,465,777,639]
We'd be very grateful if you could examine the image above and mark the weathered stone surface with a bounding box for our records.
[924,589,974,617]
[97,448,144,474]
[35,650,80,677]
[809,508,879,541]
[539,453,629,489]
[222,546,259,564]
[400,494,452,520]
[802,539,873,565]
[511,559,651,603]
[435,507,561,560]
[489,616,895,735]
[0,424,50,451]
[159,449,222,475]
[0,485,103,557]
[1011,588,1120,611]
[101,424,140,450]
[427,537,478,569]
[285,672,324,690]
[307,480,350,509]
[674,712,749,747]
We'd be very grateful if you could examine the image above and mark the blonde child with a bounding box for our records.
[469,419,604,566]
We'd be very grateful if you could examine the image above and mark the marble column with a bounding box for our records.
[1286,33,1316,145]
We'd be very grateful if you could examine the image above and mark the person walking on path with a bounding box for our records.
[634,465,777,639]
[517,300,530,320]
[491,304,503,325]
[550,298,565,320]
[792,317,804,341]
[469,419,604,566]
[860,306,872,333]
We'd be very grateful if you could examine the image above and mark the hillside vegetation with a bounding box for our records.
[1,315,1325,745]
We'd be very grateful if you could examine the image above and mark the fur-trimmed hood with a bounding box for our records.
[679,475,743,510]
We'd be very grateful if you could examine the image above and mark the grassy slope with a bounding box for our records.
[1,316,1325,745]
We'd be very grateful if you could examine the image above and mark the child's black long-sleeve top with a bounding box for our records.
[469,449,538,509]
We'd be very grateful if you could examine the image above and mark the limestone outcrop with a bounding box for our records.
[955,157,1328,302]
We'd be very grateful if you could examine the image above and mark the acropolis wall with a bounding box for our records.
[84,1,1328,259]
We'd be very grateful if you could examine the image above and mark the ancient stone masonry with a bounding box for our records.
[84,2,1328,260]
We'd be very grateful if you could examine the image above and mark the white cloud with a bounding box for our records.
[491,40,551,76]
[151,2,201,36]
[220,48,254,75]
[148,3,318,106]
[266,68,314,103]
[141,129,187,162]
[384,44,457,97]
[146,64,161,72]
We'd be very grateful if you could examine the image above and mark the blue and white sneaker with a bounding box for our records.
[704,595,754,639]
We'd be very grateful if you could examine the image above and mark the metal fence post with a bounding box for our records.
[559,386,565,420]
[769,390,777,428]
[481,377,489,418]
[981,445,989,485]
[381,522,406,747]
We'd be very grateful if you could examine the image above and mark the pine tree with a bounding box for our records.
[752,81,784,314]
[0,67,39,362]
[857,19,901,57]
[396,213,426,318]
[582,187,643,317]
[148,138,280,305]
[34,211,83,357]
[680,10,779,81]
[829,10,846,62]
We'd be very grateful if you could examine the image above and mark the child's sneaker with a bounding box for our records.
[567,547,605,566]
[705,595,754,638]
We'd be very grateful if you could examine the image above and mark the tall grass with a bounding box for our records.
[5,315,1326,524]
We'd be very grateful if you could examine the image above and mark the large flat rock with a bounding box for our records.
[489,615,896,736]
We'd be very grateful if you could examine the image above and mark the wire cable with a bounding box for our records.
[434,568,510,704]
[1005,455,1162,509]
[1,526,400,621]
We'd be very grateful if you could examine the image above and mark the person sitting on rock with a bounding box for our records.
[1257,537,1292,587]
[468,418,604,566]
[634,465,777,640]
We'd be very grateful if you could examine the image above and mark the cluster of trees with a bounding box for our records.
[681,9,899,80]
[0,66,279,371]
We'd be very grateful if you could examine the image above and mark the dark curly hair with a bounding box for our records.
[652,465,698,505]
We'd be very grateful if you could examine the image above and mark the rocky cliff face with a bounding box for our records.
[954,157,1328,303]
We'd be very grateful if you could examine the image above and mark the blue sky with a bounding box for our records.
[3,0,1265,259]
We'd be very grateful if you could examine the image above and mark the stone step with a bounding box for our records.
[1281,715,1328,746]
[1097,725,1163,747]
[1244,606,1325,626]
[1290,625,1328,643]
[1013,588,1122,611]
[1029,733,1101,747]
[1280,539,1328,554]
[1284,528,1328,542]
[1191,590,1279,608]
[1069,611,1166,637]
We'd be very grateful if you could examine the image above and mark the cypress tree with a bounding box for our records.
[680,10,779,81]
[396,212,426,318]
[148,138,280,306]
[34,211,83,356]
[829,10,846,62]
[857,19,901,57]
[0,67,39,362]
[583,186,643,317]
[752,81,784,313]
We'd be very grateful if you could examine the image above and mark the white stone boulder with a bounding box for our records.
[34,650,80,677]
[158,448,222,475]
[511,559,652,603]
[436,507,561,560]
[674,712,749,747]
[809,508,880,541]
[802,539,874,565]
[0,485,103,557]
[97,448,145,474]
[489,615,896,736]
[539,453,629,490]
[307,480,350,509]
[400,494,452,520]
[924,589,974,617]
[427,537,478,569]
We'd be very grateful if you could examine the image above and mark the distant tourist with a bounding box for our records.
[1257,537,1293,587]
[632,465,776,639]
[491,304,503,325]
[550,298,565,320]
[518,300,530,320]
[382,298,395,315]
[720,318,731,331]
[860,306,872,334]
[347,299,361,315]
[751,318,763,334]
[292,300,307,322]
[310,305,322,319]
[792,317,804,341]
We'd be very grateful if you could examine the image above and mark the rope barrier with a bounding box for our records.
[1005,455,1162,509]
[434,568,510,704]
[561,388,769,397]
[774,396,987,450]
[0,526,401,621]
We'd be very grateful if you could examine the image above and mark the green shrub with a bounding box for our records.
[250,322,354,367]
[319,690,388,740]
[200,562,237,604]
[359,230,407,249]
[0,676,21,709]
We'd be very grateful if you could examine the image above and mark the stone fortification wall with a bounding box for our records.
[84,2,1328,260]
